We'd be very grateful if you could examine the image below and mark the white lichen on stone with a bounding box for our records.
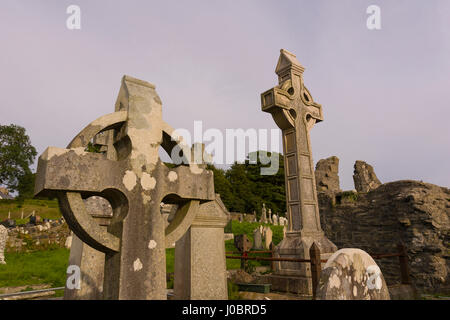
[126,123,162,175]
[190,164,203,174]
[168,171,178,182]
[133,258,143,271]
[148,240,157,249]
[72,147,86,156]
[123,170,137,191]
[329,273,341,289]
[142,192,151,204]
[44,147,70,160]
[141,172,156,190]
[366,264,383,290]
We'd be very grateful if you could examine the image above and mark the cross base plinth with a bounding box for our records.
[269,231,337,295]
[263,274,313,296]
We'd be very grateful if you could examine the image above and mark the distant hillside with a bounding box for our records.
[0,199,61,223]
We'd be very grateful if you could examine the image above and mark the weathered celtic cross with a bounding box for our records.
[261,49,337,294]
[35,76,221,299]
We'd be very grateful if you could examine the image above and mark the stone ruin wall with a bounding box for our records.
[6,219,70,253]
[315,157,450,294]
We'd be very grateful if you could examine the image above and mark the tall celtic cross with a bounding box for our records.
[261,50,336,292]
[35,76,215,299]
[261,49,325,234]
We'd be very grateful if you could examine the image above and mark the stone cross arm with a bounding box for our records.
[35,147,124,197]
[261,82,323,130]
[261,49,323,130]
[35,146,214,201]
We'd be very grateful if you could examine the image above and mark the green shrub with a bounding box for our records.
[336,191,359,204]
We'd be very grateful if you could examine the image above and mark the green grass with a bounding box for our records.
[0,248,69,288]
[0,221,283,293]
[166,248,175,274]
[0,198,62,223]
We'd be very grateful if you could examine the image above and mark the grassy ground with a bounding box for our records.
[0,248,69,289]
[0,220,282,295]
[0,199,62,222]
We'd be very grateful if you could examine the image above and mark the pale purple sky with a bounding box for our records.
[1,0,449,190]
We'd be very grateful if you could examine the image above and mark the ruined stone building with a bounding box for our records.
[316,157,450,294]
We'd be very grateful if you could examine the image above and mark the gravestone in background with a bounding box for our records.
[253,228,263,250]
[260,203,268,223]
[264,227,273,250]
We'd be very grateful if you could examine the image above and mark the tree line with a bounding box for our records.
[207,151,286,218]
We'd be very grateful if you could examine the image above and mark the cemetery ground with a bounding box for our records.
[0,199,284,299]
[1,199,448,300]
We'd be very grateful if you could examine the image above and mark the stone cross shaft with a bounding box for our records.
[35,76,215,299]
[261,49,324,235]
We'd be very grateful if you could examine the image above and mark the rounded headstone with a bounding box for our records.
[316,248,390,300]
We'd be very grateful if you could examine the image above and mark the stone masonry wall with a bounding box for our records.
[319,180,450,294]
[6,220,70,253]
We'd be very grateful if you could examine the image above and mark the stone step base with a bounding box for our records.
[262,274,313,295]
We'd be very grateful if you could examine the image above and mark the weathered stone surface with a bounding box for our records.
[0,225,8,264]
[353,160,382,193]
[273,214,279,225]
[161,203,178,231]
[84,196,113,217]
[235,234,253,253]
[260,204,268,223]
[65,234,73,249]
[227,269,255,284]
[315,156,341,193]
[279,216,288,226]
[174,194,228,300]
[0,187,12,200]
[264,227,273,250]
[34,75,224,300]
[317,248,390,300]
[388,284,418,300]
[320,180,450,294]
[64,196,113,300]
[244,213,256,222]
[261,49,336,295]
[0,219,15,228]
[253,228,263,250]
[224,233,234,241]
[6,220,68,252]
